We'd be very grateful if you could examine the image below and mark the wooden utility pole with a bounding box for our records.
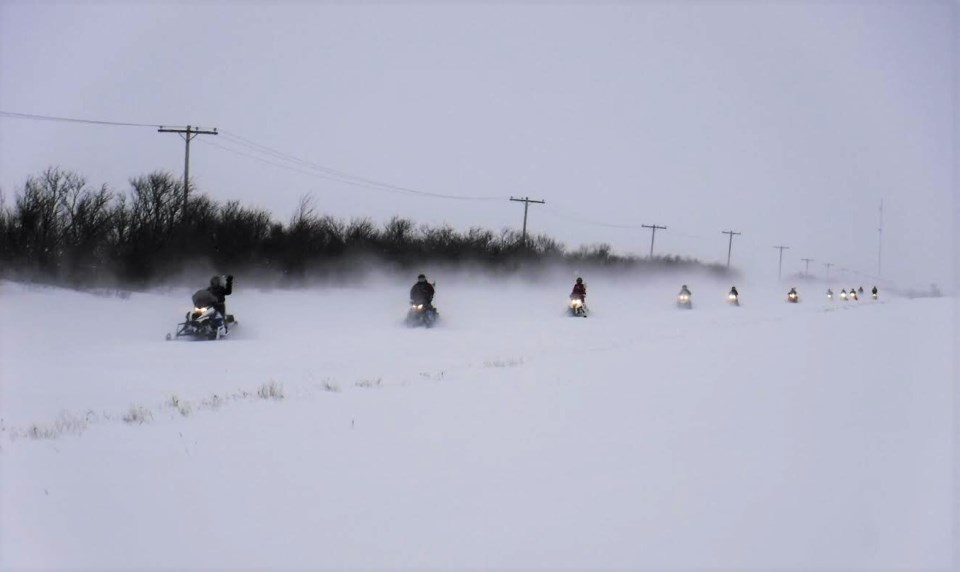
[877,199,884,278]
[158,124,218,220]
[641,224,667,258]
[509,196,545,248]
[801,257,814,276]
[721,230,741,268]
[773,245,789,280]
[823,262,834,279]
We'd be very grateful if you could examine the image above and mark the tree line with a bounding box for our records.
[0,167,729,287]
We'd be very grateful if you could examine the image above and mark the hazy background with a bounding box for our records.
[0,1,955,289]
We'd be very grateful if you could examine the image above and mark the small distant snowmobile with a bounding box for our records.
[568,297,588,317]
[848,289,859,301]
[406,302,439,328]
[167,306,235,340]
[727,292,740,306]
[787,290,799,303]
[677,292,693,309]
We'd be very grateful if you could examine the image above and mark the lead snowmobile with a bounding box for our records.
[167,306,236,340]
[677,285,693,309]
[406,302,439,328]
[568,296,588,317]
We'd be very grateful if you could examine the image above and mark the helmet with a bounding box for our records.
[210,275,222,288]
[417,274,426,282]
[682,284,688,289]
[576,277,583,284]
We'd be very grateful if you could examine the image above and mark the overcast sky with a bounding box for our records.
[0,1,955,289]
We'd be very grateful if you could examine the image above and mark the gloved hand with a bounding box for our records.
[227,275,234,283]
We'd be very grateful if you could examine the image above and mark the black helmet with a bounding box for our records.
[417,274,426,282]
[576,277,583,284]
[210,275,222,288]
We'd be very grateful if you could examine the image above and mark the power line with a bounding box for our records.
[0,110,507,202]
[0,110,162,128]
[218,130,507,202]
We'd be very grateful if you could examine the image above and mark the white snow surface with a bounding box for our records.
[0,276,954,570]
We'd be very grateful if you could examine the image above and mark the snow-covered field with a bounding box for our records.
[0,276,954,570]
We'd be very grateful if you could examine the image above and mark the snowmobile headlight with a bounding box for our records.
[728,294,737,300]
[570,298,583,307]
[678,294,689,302]
[411,304,423,310]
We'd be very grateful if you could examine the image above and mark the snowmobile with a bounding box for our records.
[676,292,692,309]
[727,292,740,306]
[568,296,588,317]
[406,302,439,328]
[827,289,834,301]
[787,291,799,303]
[848,289,859,301]
[167,306,235,340]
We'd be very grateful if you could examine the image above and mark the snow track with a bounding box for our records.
[0,279,953,569]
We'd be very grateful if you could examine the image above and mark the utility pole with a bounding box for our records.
[721,230,741,268]
[773,245,789,280]
[158,124,218,220]
[509,196,545,248]
[877,199,883,278]
[801,257,814,276]
[641,224,667,258]
[823,262,834,279]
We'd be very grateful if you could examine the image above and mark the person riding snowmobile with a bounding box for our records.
[571,277,587,302]
[679,284,691,297]
[410,274,435,307]
[871,285,878,299]
[207,274,233,318]
[787,287,799,302]
[192,274,233,333]
[727,286,740,304]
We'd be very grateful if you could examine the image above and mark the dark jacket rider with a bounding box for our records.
[207,275,233,317]
[410,274,435,306]
[192,275,233,329]
[571,277,586,301]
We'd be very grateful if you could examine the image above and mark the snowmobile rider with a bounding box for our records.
[191,275,233,333]
[410,274,435,307]
[729,286,739,297]
[679,284,692,296]
[207,274,233,318]
[872,285,878,297]
[571,277,587,302]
